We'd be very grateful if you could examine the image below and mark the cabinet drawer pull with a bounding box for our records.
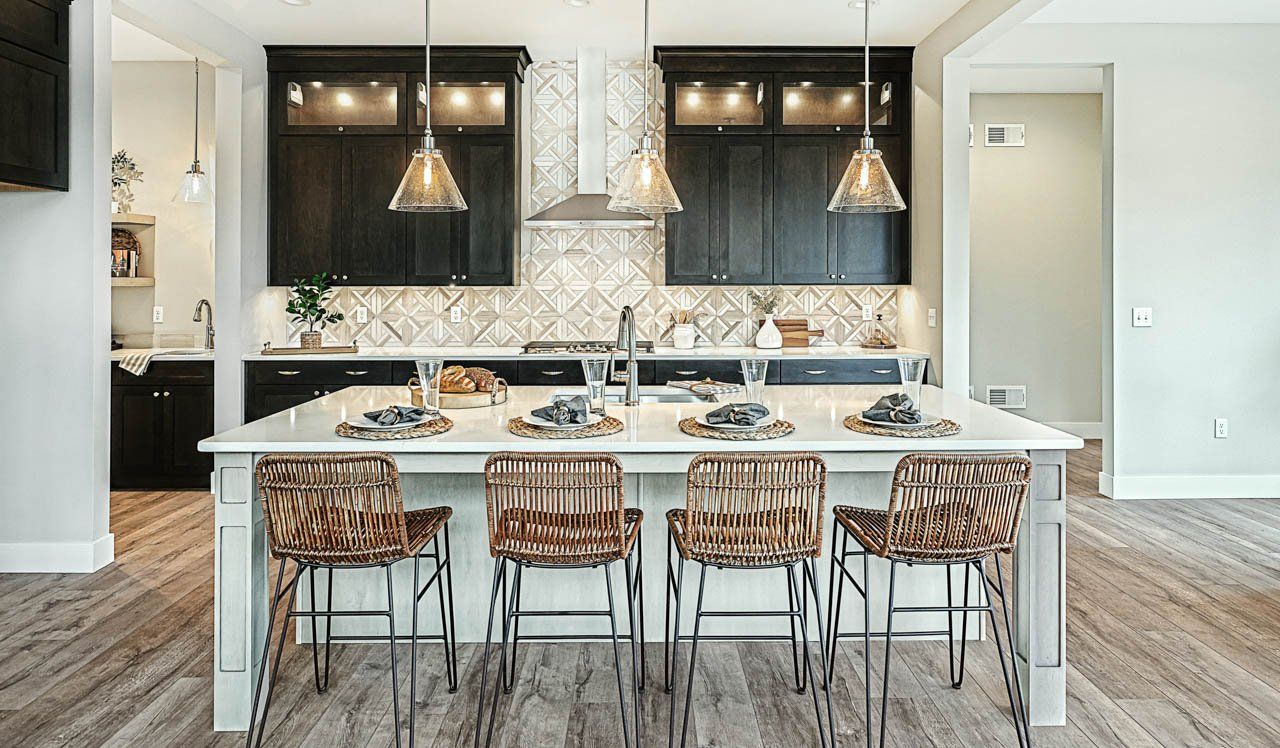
[803,370,828,376]
[540,370,565,377]
[871,369,893,375]
[277,370,301,376]
[344,370,369,376]
[676,370,699,376]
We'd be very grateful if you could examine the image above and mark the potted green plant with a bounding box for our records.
[286,274,345,349]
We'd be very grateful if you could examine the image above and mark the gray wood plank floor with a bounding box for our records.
[3,442,1280,746]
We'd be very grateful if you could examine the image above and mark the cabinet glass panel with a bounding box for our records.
[674,81,766,127]
[780,80,892,127]
[285,77,400,127]
[418,81,506,127]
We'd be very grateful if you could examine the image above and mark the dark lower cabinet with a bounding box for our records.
[248,384,348,422]
[111,372,214,490]
[779,358,902,385]
[653,358,780,385]
[0,0,70,192]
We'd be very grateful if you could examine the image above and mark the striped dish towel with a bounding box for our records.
[118,350,157,376]
[667,379,742,395]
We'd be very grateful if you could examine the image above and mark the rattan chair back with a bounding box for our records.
[255,452,412,566]
[882,452,1033,561]
[682,452,827,566]
[483,451,628,564]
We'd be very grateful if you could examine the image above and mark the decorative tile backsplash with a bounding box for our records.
[284,61,898,348]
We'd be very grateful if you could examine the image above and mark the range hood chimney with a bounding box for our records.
[524,47,656,230]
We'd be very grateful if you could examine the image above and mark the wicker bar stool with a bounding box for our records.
[825,452,1034,748]
[475,452,644,748]
[665,452,837,748]
[245,453,458,748]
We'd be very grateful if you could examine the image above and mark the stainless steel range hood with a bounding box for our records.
[524,48,656,230]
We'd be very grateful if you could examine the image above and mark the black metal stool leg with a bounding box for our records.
[635,526,647,691]
[408,553,421,748]
[877,560,898,748]
[951,561,972,689]
[604,562,635,748]
[861,550,872,748]
[789,563,828,748]
[665,536,683,695]
[676,563,708,748]
[473,559,505,748]
[824,529,846,680]
[309,566,332,694]
[786,567,805,693]
[245,559,293,748]
[502,562,524,694]
[625,550,643,743]
[986,559,1033,748]
[441,524,459,693]
[484,560,519,747]
[385,564,403,748]
[805,558,838,746]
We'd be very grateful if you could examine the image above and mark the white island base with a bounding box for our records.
[202,385,1079,732]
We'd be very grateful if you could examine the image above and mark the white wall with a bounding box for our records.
[969,93,1103,432]
[112,61,217,345]
[974,23,1280,498]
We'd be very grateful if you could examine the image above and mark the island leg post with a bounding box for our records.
[212,451,266,731]
[1018,449,1068,726]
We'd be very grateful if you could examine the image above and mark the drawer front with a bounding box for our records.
[248,384,348,421]
[112,361,214,386]
[250,361,393,385]
[517,360,587,386]
[391,359,520,386]
[653,358,780,385]
[780,359,902,385]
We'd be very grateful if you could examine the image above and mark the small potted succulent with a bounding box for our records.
[286,274,344,349]
[748,288,783,349]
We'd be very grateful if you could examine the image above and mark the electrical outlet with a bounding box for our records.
[152,306,164,323]
[1132,307,1153,327]
[354,306,369,324]
[927,308,937,328]
[449,306,463,324]
[861,304,874,321]
[1214,418,1229,439]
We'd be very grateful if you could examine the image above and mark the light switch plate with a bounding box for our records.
[152,306,164,323]
[927,308,937,328]
[450,306,463,324]
[861,304,874,321]
[354,306,369,324]
[1132,307,1153,327]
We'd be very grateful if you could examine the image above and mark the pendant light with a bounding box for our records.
[389,0,467,212]
[173,58,212,204]
[608,0,682,214]
[828,0,905,214]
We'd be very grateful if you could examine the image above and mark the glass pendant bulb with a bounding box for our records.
[609,135,682,214]
[828,139,904,213]
[174,160,213,204]
[389,138,467,212]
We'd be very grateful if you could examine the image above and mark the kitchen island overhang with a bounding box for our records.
[201,384,1081,731]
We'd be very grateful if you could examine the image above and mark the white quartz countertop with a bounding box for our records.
[200,384,1081,454]
[241,344,927,361]
[111,347,214,362]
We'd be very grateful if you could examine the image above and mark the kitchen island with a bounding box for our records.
[201,383,1081,731]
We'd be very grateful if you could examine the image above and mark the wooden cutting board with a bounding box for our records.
[759,319,822,347]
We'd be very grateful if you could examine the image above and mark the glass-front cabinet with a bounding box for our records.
[409,73,515,135]
[774,72,902,134]
[275,72,407,134]
[666,74,773,134]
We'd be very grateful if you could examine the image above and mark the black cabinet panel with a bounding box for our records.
[250,361,392,385]
[654,358,779,385]
[832,135,909,284]
[167,387,214,480]
[248,385,348,421]
[111,366,214,489]
[779,358,901,385]
[390,359,519,385]
[406,136,461,285]
[0,0,68,61]
[517,361,587,386]
[341,137,407,284]
[719,137,773,284]
[460,136,515,285]
[665,137,717,284]
[773,137,837,284]
[113,361,214,386]
[0,37,67,190]
[271,136,343,285]
[111,387,165,486]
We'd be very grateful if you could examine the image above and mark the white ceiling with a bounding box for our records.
[112,16,192,61]
[1029,0,1280,24]
[184,0,970,59]
[970,66,1102,93]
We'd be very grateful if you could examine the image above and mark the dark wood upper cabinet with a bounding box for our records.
[833,134,910,284]
[272,72,407,135]
[665,72,773,135]
[410,72,517,136]
[406,136,462,285]
[270,136,343,285]
[774,71,906,136]
[340,136,408,285]
[664,136,717,284]
[458,135,516,285]
[773,136,838,284]
[718,136,773,284]
[0,0,69,192]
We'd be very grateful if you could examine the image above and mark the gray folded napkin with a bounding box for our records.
[705,402,770,426]
[364,405,427,426]
[862,394,922,425]
[531,396,589,426]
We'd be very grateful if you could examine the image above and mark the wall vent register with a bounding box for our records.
[986,385,1027,409]
[985,123,1026,147]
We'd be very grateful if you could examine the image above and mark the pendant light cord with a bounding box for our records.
[642,0,651,137]
[193,58,200,164]
[863,0,871,140]
[424,0,432,135]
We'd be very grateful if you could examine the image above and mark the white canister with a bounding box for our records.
[673,323,697,350]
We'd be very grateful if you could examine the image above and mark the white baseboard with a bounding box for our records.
[0,533,115,573]
[1099,472,1280,500]
[1044,421,1105,439]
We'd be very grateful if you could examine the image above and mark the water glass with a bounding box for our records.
[414,359,444,414]
[740,359,769,404]
[581,358,609,415]
[897,355,928,410]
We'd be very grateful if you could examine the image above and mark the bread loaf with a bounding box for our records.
[439,365,476,393]
[465,367,497,393]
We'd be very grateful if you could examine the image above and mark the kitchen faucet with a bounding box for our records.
[193,299,215,350]
[614,305,640,406]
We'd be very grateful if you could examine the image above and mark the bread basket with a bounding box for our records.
[408,375,509,409]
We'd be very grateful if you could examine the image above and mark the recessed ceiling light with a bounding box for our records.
[564,0,590,7]
[280,0,312,6]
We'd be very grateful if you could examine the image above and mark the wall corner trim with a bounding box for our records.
[0,533,115,573]
[1103,473,1280,501]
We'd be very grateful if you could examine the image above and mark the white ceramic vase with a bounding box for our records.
[755,314,783,349]
[673,323,696,350]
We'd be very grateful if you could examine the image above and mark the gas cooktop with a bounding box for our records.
[520,340,655,355]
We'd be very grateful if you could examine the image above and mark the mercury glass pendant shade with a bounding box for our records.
[608,146,683,214]
[174,161,213,204]
[389,146,467,212]
[827,145,905,213]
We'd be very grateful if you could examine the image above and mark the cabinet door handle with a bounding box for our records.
[163,391,171,397]
[872,369,893,375]
[277,370,301,376]
[828,274,836,280]
[153,391,161,398]
[314,390,321,396]
[676,370,699,376]
[344,370,369,376]
[540,370,564,377]
[803,370,828,376]
[460,275,468,281]
[451,275,457,280]
[341,275,349,281]
[838,274,846,280]
[710,274,719,280]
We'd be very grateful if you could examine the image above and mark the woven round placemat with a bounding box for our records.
[507,416,624,439]
[335,416,454,440]
[843,415,962,438]
[678,417,795,441]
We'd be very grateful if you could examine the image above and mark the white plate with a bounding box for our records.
[346,413,433,431]
[694,413,777,431]
[857,413,941,430]
[522,413,604,431]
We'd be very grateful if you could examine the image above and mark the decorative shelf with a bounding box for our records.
[111,277,155,288]
[111,213,156,228]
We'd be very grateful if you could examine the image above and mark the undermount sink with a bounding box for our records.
[162,349,211,356]
[550,387,716,405]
